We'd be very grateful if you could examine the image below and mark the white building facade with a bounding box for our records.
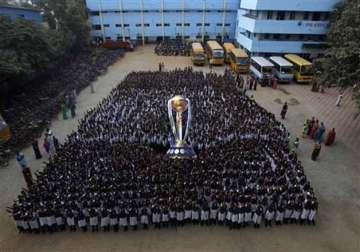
[235,0,342,57]
[85,0,240,44]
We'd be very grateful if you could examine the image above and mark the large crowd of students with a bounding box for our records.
[10,68,318,234]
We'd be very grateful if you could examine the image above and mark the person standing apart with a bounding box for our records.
[325,128,336,146]
[311,142,321,161]
[335,92,343,107]
[314,122,326,143]
[16,151,33,189]
[280,102,288,119]
[32,139,42,159]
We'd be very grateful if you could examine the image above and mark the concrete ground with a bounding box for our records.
[0,45,359,252]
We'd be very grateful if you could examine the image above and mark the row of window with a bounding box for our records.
[90,10,235,16]
[241,31,326,42]
[246,10,330,21]
[92,23,231,30]
[95,34,230,41]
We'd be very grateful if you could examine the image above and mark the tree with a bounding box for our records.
[314,0,360,108]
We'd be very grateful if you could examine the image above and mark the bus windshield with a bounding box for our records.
[262,67,272,73]
[301,65,313,75]
[280,67,293,74]
[195,54,205,60]
[213,49,224,58]
[236,57,249,65]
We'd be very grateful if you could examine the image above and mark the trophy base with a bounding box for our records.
[166,145,197,159]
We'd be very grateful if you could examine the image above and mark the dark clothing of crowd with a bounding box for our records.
[155,40,191,56]
[10,68,318,234]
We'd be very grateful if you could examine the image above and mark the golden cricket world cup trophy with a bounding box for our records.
[167,95,196,159]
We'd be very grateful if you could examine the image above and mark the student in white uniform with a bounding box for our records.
[90,209,99,232]
[253,206,263,228]
[264,206,275,227]
[152,207,161,229]
[238,205,245,228]
[200,204,210,226]
[169,206,176,227]
[290,203,301,224]
[191,205,200,225]
[217,204,226,225]
[110,209,119,232]
[275,205,284,225]
[210,203,218,225]
[29,214,40,233]
[161,207,169,228]
[308,199,318,225]
[100,209,110,232]
[66,211,76,232]
[119,208,128,232]
[176,206,184,227]
[184,204,192,224]
[129,208,138,230]
[244,204,252,227]
[78,211,87,232]
[55,210,65,231]
[141,208,150,230]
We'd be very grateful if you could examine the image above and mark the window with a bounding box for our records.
[322,12,330,20]
[312,12,321,21]
[273,34,280,40]
[144,23,150,27]
[204,23,210,26]
[164,23,170,27]
[264,34,270,39]
[267,11,273,20]
[124,24,129,27]
[289,12,295,20]
[106,36,111,40]
[156,24,162,27]
[276,11,285,20]
[17,14,25,18]
[92,25,101,30]
[90,11,99,16]
[224,23,230,27]
[184,23,190,26]
[197,23,202,26]
[216,23,222,26]
[103,24,110,28]
[136,24,141,27]
[176,23,182,26]
[184,36,190,39]
[304,12,309,20]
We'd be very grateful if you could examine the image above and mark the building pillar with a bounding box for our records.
[221,0,227,42]
[118,0,125,41]
[161,0,165,40]
[140,0,145,46]
[182,0,185,40]
[98,0,105,41]
[201,0,206,42]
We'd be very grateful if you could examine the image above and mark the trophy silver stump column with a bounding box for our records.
[167,95,196,159]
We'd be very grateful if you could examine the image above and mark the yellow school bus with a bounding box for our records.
[191,42,206,66]
[223,42,235,64]
[206,40,224,65]
[229,48,249,74]
[284,54,313,83]
[0,114,11,144]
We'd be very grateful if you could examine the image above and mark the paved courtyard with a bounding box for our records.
[0,45,359,252]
